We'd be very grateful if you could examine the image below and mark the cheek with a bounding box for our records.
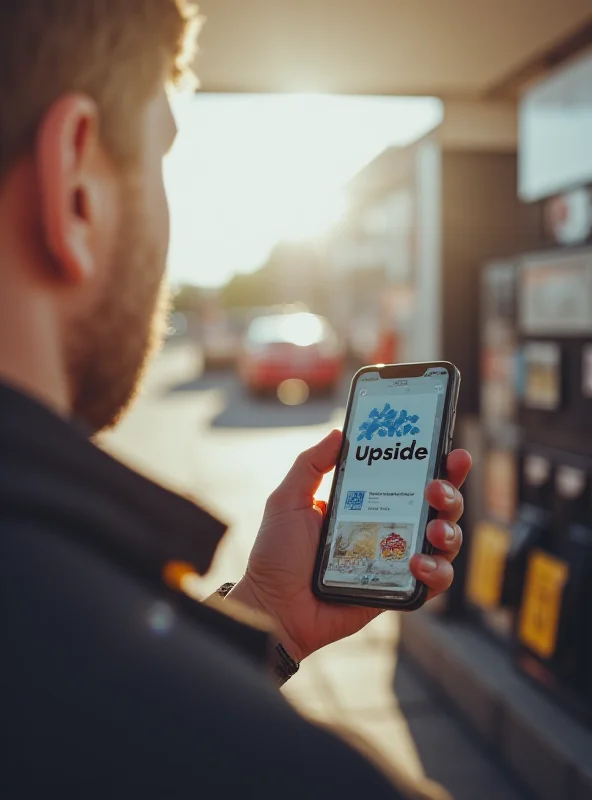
[95,183,122,279]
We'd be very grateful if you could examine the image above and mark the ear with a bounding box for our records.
[36,93,111,285]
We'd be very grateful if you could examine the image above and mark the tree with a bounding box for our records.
[172,284,205,313]
[219,242,323,311]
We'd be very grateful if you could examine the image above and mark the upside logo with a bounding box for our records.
[357,404,420,442]
[355,404,427,465]
[355,440,428,465]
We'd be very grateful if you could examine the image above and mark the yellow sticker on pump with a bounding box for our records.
[518,549,569,660]
[466,521,511,610]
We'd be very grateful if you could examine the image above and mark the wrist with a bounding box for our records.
[229,576,304,663]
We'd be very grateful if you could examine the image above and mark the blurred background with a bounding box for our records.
[102,3,592,798]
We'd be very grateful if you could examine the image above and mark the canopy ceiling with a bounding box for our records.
[195,0,592,98]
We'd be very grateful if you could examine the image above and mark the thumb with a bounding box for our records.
[269,429,342,510]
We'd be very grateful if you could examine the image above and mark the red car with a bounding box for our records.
[239,312,344,396]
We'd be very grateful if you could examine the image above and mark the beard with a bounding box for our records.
[66,176,170,435]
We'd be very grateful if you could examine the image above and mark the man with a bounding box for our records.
[0,2,471,796]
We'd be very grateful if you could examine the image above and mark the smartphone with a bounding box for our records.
[313,361,460,610]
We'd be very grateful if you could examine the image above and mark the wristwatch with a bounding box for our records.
[216,582,300,687]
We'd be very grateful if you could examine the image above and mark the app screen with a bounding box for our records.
[322,369,449,593]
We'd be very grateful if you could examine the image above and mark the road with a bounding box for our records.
[102,340,349,596]
[101,341,530,800]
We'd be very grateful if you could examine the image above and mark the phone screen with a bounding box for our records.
[320,366,451,598]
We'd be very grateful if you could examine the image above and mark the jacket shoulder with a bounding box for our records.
[2,519,401,798]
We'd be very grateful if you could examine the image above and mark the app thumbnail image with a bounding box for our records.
[333,521,379,561]
[379,526,412,561]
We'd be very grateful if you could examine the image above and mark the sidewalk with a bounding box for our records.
[282,613,531,800]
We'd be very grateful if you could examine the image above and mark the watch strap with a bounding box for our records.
[215,582,300,686]
[272,642,300,686]
[216,582,236,599]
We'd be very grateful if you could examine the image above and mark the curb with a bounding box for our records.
[400,611,592,800]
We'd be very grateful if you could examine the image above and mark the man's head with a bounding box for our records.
[0,2,199,432]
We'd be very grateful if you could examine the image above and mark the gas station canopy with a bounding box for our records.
[196,0,592,98]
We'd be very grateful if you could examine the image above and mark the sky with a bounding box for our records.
[164,93,443,288]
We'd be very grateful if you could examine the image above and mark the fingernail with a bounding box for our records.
[443,522,456,542]
[420,555,438,573]
[442,483,456,501]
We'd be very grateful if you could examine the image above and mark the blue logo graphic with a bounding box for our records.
[357,404,420,441]
[345,491,365,511]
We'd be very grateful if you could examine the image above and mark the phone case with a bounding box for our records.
[313,361,461,611]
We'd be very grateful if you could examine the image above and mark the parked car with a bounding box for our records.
[239,312,344,396]
[200,311,244,370]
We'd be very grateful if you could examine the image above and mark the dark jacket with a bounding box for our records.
[0,382,402,798]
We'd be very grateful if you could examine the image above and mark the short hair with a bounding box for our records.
[0,1,200,179]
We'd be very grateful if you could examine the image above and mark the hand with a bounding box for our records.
[230,430,471,663]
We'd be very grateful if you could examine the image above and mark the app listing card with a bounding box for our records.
[323,382,443,591]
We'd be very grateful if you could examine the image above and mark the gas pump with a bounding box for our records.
[516,455,592,722]
[469,248,592,724]
[510,247,592,722]
[464,52,592,743]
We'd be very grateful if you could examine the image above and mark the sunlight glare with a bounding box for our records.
[165,93,443,287]
[249,313,326,347]
[280,191,347,242]
[279,313,325,347]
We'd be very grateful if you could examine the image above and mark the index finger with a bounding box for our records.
[445,449,472,489]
